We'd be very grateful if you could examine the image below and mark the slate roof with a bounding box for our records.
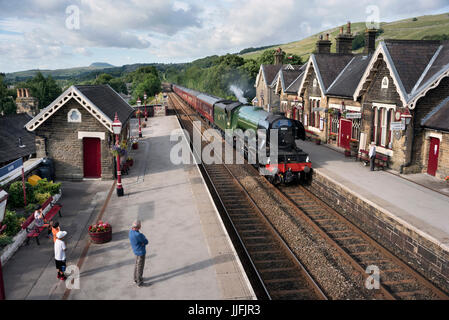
[26,85,135,132]
[75,85,135,124]
[0,113,35,164]
[313,54,354,91]
[384,40,441,95]
[327,55,372,97]
[261,64,283,86]
[285,73,304,94]
[421,95,449,132]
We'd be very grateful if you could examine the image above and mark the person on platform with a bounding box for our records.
[129,220,149,287]
[54,230,68,281]
[34,207,49,231]
[369,142,376,171]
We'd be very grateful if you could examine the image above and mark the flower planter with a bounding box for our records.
[344,150,351,157]
[89,228,112,244]
[132,142,138,150]
[127,159,134,167]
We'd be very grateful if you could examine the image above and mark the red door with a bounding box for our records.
[427,138,440,176]
[83,138,101,178]
[339,119,352,150]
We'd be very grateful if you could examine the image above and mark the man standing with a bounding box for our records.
[129,220,148,286]
[369,142,376,171]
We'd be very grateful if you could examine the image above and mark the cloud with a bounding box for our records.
[0,0,448,71]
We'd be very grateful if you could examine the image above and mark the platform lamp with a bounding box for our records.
[0,189,9,300]
[144,92,148,122]
[112,113,124,197]
[400,108,412,125]
[136,97,142,138]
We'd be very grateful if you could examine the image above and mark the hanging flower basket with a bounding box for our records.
[88,221,112,244]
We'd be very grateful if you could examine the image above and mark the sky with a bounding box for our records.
[1,0,449,73]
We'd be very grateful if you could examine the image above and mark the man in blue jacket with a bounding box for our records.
[129,220,149,286]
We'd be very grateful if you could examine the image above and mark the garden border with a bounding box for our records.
[0,191,62,266]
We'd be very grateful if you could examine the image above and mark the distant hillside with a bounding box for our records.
[90,62,115,68]
[241,12,449,61]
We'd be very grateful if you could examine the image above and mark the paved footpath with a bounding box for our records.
[297,140,449,249]
[3,116,255,300]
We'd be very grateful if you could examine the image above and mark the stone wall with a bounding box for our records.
[360,57,409,171]
[35,99,115,180]
[412,76,449,177]
[306,169,449,292]
[302,65,327,142]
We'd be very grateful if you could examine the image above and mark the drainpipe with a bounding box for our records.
[400,117,414,174]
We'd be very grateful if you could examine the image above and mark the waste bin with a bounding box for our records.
[39,157,55,181]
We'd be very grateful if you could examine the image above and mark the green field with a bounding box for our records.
[241,12,449,61]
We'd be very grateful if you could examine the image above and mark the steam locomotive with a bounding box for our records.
[172,84,312,184]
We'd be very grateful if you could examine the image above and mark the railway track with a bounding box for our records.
[277,184,449,300]
[168,92,327,300]
[167,90,448,300]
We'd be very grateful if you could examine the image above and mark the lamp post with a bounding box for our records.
[112,114,124,197]
[0,189,9,300]
[144,92,148,122]
[136,98,142,138]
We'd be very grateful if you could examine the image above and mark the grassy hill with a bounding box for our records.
[241,12,449,61]
[4,65,115,83]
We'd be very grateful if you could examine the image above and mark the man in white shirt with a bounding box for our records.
[54,231,67,281]
[369,142,376,171]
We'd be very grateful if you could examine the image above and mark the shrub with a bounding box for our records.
[35,192,51,205]
[2,209,25,237]
[0,234,13,247]
[412,17,418,21]
[33,178,61,196]
[8,181,35,208]
[25,203,38,213]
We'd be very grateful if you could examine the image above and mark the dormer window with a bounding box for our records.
[381,76,389,89]
[68,108,81,123]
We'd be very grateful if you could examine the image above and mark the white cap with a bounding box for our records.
[56,231,67,239]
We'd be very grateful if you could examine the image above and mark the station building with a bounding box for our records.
[25,85,134,180]
[354,39,449,178]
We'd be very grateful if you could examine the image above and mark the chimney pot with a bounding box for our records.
[25,88,29,97]
[347,21,351,34]
[340,26,344,34]
[17,88,21,98]
[325,33,329,41]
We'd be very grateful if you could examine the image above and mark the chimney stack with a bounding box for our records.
[316,34,332,54]
[274,47,283,65]
[364,28,377,54]
[336,21,355,54]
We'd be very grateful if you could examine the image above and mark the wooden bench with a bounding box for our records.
[358,149,389,170]
[21,196,62,245]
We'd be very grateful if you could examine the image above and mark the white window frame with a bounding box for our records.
[381,76,389,89]
[68,108,82,123]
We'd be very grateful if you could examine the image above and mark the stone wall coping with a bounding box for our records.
[313,168,449,253]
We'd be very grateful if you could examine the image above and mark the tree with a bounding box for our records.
[0,73,16,115]
[20,72,62,109]
[284,54,302,65]
[93,73,127,94]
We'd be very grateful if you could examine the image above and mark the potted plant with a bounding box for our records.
[445,176,449,184]
[130,136,138,150]
[126,157,134,167]
[88,220,112,244]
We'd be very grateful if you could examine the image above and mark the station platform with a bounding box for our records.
[2,116,255,300]
[66,116,255,300]
[297,140,449,287]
